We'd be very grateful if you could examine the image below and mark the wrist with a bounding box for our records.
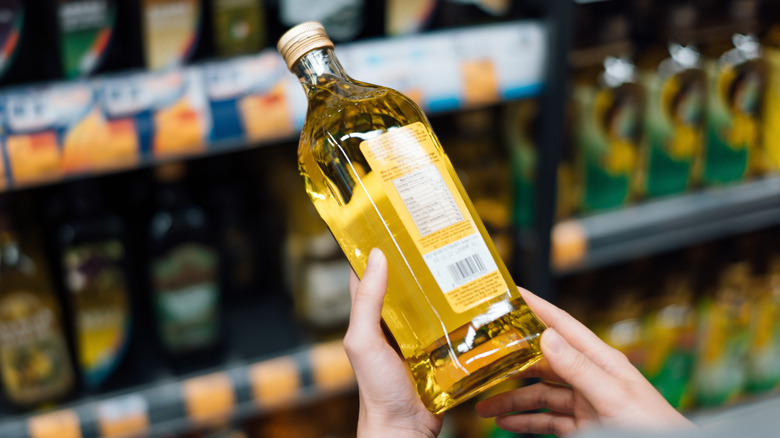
[358,410,438,438]
[358,422,437,438]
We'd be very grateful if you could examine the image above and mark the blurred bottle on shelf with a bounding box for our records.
[762,16,780,172]
[385,0,437,36]
[445,108,514,263]
[270,156,351,336]
[643,271,697,410]
[275,0,383,43]
[745,253,780,393]
[55,0,117,78]
[571,6,645,212]
[199,157,260,300]
[385,0,532,36]
[693,261,752,407]
[0,1,25,81]
[556,101,580,220]
[0,203,75,409]
[701,0,767,185]
[0,1,60,85]
[141,0,204,70]
[57,181,133,390]
[637,2,706,198]
[211,0,265,58]
[147,162,223,367]
[595,285,647,372]
[54,0,145,77]
[503,99,539,230]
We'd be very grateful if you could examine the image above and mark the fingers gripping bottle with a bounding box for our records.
[278,22,546,413]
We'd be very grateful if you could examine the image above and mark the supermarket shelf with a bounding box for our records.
[0,20,547,193]
[551,176,780,274]
[0,340,355,438]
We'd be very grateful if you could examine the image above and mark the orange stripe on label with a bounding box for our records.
[310,341,355,392]
[28,409,81,438]
[182,372,236,424]
[249,356,301,409]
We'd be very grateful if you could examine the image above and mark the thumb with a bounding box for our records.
[541,328,621,408]
[346,249,388,346]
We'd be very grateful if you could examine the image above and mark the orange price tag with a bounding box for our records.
[28,409,81,438]
[310,341,355,392]
[182,372,236,424]
[462,59,499,107]
[551,220,588,270]
[249,356,301,409]
[96,394,149,438]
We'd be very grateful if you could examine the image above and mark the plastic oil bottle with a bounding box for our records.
[571,6,645,212]
[637,1,707,198]
[701,0,767,185]
[277,22,546,413]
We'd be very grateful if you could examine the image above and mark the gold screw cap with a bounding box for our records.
[277,22,335,71]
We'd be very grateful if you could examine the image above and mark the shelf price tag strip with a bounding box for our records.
[182,371,236,425]
[249,355,302,409]
[310,341,356,392]
[0,21,546,192]
[28,409,81,438]
[95,394,149,438]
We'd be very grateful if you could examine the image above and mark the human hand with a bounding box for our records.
[475,288,695,436]
[343,248,443,438]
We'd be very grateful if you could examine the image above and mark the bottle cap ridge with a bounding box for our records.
[277,22,335,71]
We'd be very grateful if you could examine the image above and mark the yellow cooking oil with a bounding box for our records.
[280,22,545,413]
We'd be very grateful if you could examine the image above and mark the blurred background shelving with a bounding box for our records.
[0,0,779,437]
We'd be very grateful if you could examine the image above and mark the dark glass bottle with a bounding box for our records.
[147,162,223,369]
[57,181,133,390]
[0,201,75,409]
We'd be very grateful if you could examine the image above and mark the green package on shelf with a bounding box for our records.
[204,50,293,144]
[57,0,117,79]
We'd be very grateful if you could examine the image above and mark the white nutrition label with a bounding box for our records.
[360,122,507,312]
[392,165,464,237]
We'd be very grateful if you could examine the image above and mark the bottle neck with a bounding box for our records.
[292,48,350,93]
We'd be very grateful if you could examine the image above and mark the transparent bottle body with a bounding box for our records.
[294,49,545,413]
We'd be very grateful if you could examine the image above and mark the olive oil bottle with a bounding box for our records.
[0,209,75,408]
[58,182,132,390]
[278,22,545,414]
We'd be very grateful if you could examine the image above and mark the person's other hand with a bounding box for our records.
[475,288,695,437]
[344,248,443,438]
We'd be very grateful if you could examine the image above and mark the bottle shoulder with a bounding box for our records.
[301,79,428,143]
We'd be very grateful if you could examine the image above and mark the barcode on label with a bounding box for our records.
[447,253,487,286]
[423,233,499,295]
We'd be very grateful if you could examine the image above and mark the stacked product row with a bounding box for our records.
[0,150,295,413]
[552,0,780,219]
[0,0,538,86]
[558,227,780,411]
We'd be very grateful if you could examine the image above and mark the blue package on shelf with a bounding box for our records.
[0,81,113,188]
[100,67,212,162]
[204,50,295,146]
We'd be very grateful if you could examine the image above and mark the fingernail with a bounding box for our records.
[367,248,382,271]
[542,328,563,354]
